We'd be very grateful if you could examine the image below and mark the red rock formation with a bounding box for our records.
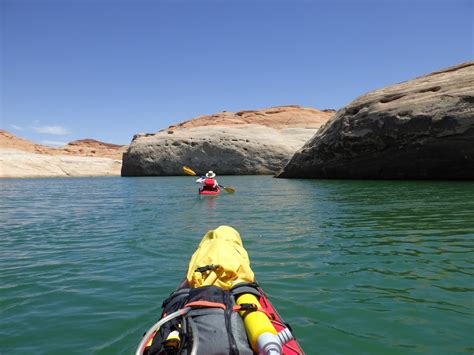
[122,105,335,176]
[162,105,332,132]
[0,130,126,159]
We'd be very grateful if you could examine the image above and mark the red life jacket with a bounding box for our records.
[204,178,215,187]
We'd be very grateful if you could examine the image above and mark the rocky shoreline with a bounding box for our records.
[121,106,334,176]
[3,62,472,180]
[277,62,474,179]
[0,130,126,178]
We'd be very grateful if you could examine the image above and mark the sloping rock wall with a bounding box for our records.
[0,149,122,178]
[277,62,474,179]
[121,106,333,176]
[0,130,125,178]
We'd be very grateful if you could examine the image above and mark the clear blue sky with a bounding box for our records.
[1,0,472,145]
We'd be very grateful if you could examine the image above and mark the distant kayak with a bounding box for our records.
[184,166,235,195]
[136,226,304,355]
[199,186,221,195]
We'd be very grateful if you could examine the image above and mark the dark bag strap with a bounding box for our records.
[230,282,262,298]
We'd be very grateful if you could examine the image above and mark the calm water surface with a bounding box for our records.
[1,176,473,354]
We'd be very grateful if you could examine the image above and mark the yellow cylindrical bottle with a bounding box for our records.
[164,330,180,349]
[236,293,278,352]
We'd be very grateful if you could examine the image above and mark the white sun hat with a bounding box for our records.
[205,171,216,178]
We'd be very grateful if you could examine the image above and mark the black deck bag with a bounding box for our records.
[145,285,253,355]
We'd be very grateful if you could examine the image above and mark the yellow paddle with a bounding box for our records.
[183,166,235,193]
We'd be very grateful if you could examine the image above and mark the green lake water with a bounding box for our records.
[1,176,473,354]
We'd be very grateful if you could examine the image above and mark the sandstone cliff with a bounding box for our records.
[121,106,334,176]
[0,130,126,178]
[277,62,474,179]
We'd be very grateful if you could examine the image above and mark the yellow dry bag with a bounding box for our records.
[186,225,255,289]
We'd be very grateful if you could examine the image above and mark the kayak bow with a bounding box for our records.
[137,226,304,355]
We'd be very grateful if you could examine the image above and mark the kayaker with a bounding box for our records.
[196,171,219,191]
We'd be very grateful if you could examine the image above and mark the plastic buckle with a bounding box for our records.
[195,264,219,273]
[238,303,258,311]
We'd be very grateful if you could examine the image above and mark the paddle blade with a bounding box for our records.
[223,186,235,193]
[183,166,197,176]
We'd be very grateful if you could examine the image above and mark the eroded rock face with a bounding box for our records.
[0,130,126,159]
[0,150,122,178]
[0,130,126,178]
[121,106,333,176]
[277,62,474,179]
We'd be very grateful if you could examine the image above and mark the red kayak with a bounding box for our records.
[136,226,304,355]
[257,285,304,354]
[199,186,221,195]
[137,283,304,355]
